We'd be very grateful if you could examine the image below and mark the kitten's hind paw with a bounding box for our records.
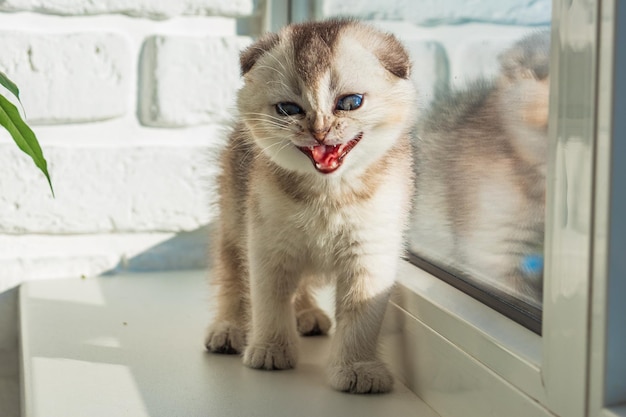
[328,361,394,394]
[296,307,332,336]
[205,322,246,354]
[243,342,298,370]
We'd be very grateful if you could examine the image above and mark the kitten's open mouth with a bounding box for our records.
[297,133,363,174]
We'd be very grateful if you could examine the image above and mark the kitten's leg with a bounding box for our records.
[205,237,248,355]
[242,241,301,370]
[327,256,396,394]
[294,283,332,336]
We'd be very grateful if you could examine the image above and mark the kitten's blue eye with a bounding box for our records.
[276,102,304,116]
[336,94,363,111]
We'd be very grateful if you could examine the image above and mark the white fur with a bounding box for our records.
[238,27,416,179]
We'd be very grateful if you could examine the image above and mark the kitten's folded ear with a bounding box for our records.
[376,33,411,80]
[498,30,550,82]
[240,32,280,75]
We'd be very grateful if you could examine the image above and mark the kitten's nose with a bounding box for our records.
[311,128,330,144]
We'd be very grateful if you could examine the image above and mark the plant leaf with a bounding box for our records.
[0,71,20,101]
[0,94,54,197]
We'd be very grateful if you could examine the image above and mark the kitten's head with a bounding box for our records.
[498,30,551,166]
[236,19,417,177]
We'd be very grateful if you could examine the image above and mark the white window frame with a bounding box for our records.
[267,1,624,415]
[588,0,626,415]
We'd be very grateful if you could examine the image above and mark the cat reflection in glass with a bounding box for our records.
[411,31,550,307]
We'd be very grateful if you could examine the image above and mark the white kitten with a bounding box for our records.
[205,19,417,394]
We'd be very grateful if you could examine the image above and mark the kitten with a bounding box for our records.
[410,30,550,306]
[204,19,417,394]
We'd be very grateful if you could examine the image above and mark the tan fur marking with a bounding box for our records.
[291,19,353,86]
[521,78,549,128]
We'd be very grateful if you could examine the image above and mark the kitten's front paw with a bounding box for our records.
[205,322,246,354]
[296,308,332,336]
[328,361,394,394]
[243,342,298,370]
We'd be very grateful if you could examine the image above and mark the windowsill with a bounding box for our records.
[387,260,545,405]
[19,270,440,417]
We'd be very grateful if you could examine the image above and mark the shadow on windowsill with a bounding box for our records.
[103,224,215,276]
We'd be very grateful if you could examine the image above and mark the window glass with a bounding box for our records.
[408,26,551,330]
[409,27,550,326]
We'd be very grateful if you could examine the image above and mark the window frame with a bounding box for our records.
[588,0,626,414]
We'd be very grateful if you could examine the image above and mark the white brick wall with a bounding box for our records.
[0,0,255,18]
[0,1,550,292]
[0,31,131,124]
[0,134,219,234]
[0,4,257,291]
[139,35,251,126]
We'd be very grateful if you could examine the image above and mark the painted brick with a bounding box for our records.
[0,231,210,293]
[321,0,551,26]
[450,31,543,89]
[0,0,255,19]
[0,132,221,234]
[0,32,131,125]
[139,35,251,127]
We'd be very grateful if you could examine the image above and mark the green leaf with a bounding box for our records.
[0,94,54,197]
[0,71,20,101]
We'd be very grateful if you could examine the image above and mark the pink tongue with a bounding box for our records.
[311,145,341,169]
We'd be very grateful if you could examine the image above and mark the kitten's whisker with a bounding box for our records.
[273,141,294,158]
[246,127,295,137]
[242,112,296,124]
[247,46,287,73]
[246,140,293,164]
[243,118,291,128]
[245,119,301,130]
[244,119,299,132]
[259,138,294,152]
[254,64,288,80]
[265,79,292,92]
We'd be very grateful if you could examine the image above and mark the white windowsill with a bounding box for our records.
[391,260,543,399]
[382,261,553,417]
[19,270,439,417]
